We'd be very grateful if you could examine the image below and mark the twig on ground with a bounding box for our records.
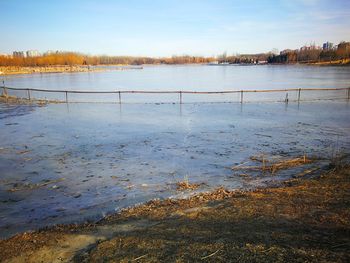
[201,249,220,260]
[132,254,148,261]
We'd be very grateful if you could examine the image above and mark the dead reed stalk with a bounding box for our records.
[233,154,314,174]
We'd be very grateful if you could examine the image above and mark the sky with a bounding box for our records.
[1,0,349,57]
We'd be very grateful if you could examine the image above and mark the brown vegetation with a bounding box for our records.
[268,41,350,64]
[1,41,349,68]
[0,53,215,67]
[0,165,349,262]
[176,175,201,191]
[232,154,315,174]
[0,65,104,75]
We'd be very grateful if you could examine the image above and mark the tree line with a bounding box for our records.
[1,42,349,66]
[217,53,270,64]
[0,53,215,67]
[268,42,350,64]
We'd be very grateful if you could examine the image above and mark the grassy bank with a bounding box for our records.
[0,165,349,262]
[0,66,107,75]
[306,58,350,66]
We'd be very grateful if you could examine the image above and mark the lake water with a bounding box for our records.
[1,65,350,238]
[3,65,350,103]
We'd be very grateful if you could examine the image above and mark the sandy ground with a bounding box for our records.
[307,59,350,66]
[0,164,349,262]
[0,66,107,75]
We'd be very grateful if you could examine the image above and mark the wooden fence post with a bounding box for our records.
[3,87,8,98]
[298,88,301,103]
[27,89,31,101]
[4,86,8,102]
[179,91,182,104]
[240,90,243,103]
[118,91,121,104]
[348,87,350,100]
[65,91,68,103]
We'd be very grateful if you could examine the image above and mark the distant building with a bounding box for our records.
[300,45,321,51]
[323,42,334,50]
[13,51,27,58]
[26,50,40,57]
[44,50,58,55]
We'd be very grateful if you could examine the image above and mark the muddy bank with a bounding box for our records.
[0,165,349,262]
[0,65,143,75]
[0,66,109,75]
[306,59,350,66]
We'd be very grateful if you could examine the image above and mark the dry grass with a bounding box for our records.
[176,175,200,191]
[8,178,65,192]
[0,94,61,105]
[233,154,315,174]
[83,166,350,262]
[0,65,101,75]
[1,166,349,262]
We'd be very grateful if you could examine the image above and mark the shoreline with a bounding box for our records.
[1,61,349,76]
[269,59,350,66]
[0,65,144,76]
[0,65,106,76]
[0,164,349,262]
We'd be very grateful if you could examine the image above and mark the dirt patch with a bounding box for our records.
[0,166,349,262]
[0,66,104,76]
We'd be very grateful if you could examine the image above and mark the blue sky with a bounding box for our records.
[1,0,349,56]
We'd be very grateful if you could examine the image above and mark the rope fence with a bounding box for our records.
[1,86,350,104]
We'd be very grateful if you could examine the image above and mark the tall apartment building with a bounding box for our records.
[13,51,27,58]
[322,42,333,50]
[26,50,40,57]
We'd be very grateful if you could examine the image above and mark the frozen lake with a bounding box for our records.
[1,101,350,238]
[1,65,350,238]
[3,64,350,103]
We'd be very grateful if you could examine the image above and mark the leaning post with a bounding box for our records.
[298,88,301,103]
[1,80,8,98]
[27,89,31,101]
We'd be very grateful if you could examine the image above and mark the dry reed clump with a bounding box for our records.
[176,175,200,191]
[8,178,65,192]
[0,94,61,106]
[232,154,315,174]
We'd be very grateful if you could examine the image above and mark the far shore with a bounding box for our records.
[1,60,349,76]
[0,65,144,76]
[303,58,350,66]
